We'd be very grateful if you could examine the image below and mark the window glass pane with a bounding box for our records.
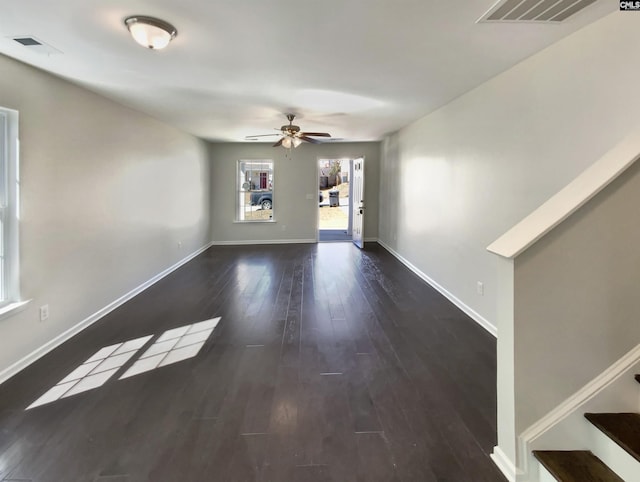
[0,107,19,305]
[0,114,5,204]
[0,114,6,302]
[237,160,273,222]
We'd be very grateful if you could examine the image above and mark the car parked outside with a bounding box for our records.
[250,191,272,210]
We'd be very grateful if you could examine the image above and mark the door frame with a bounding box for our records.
[315,156,360,242]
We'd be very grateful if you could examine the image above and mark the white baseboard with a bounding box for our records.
[377,239,497,337]
[0,241,214,386]
[211,239,316,245]
[491,446,518,482]
[212,238,378,246]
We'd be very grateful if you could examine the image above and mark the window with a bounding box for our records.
[0,107,21,311]
[237,160,274,222]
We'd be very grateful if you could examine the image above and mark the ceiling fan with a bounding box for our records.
[245,114,331,148]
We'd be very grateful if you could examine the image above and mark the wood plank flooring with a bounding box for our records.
[0,242,504,481]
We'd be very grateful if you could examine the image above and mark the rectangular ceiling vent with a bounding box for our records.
[479,0,599,23]
[10,36,62,55]
[14,37,41,46]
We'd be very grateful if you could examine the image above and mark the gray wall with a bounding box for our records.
[208,141,380,243]
[379,12,640,331]
[0,54,211,376]
[513,158,640,432]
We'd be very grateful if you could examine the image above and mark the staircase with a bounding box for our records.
[533,375,640,481]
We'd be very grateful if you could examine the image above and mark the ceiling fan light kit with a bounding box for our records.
[124,16,177,50]
[246,114,331,148]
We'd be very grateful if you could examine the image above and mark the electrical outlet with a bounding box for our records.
[281,224,287,231]
[40,304,49,322]
[476,282,484,296]
[178,241,182,248]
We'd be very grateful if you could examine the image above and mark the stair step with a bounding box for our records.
[584,413,640,463]
[533,450,623,481]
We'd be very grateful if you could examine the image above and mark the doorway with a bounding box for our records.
[318,158,352,242]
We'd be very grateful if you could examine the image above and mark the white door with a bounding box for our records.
[352,157,365,249]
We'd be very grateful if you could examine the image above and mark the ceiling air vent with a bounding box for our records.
[10,36,61,55]
[479,0,599,23]
[14,37,42,46]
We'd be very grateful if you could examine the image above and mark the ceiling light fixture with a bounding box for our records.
[245,114,332,148]
[280,136,303,149]
[124,16,177,50]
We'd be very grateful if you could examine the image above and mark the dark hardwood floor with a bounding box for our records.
[0,242,504,481]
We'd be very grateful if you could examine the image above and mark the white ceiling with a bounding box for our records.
[0,0,615,143]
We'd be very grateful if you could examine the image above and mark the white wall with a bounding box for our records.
[514,158,640,432]
[208,142,380,243]
[0,54,211,377]
[379,12,640,333]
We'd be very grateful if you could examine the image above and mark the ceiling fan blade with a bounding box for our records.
[245,133,281,138]
[255,115,336,146]
[299,132,331,137]
[299,135,322,144]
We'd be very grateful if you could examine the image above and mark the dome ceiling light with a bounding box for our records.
[124,16,177,50]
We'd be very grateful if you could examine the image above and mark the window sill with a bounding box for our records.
[0,300,31,321]
[233,220,276,224]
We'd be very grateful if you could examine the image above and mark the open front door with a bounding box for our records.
[352,157,365,249]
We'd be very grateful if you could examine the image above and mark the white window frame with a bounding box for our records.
[236,159,275,223]
[0,107,24,317]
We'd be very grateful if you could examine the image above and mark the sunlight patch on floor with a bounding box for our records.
[119,317,220,380]
[26,317,222,410]
[26,334,153,410]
